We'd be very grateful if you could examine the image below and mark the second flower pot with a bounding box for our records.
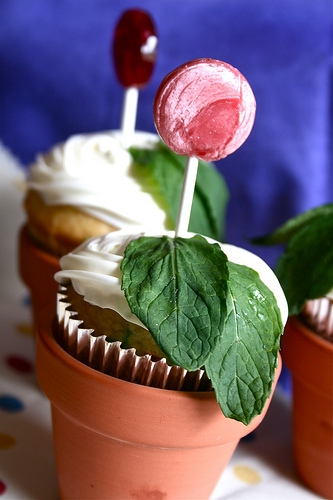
[282,316,333,499]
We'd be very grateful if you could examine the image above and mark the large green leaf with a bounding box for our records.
[121,235,229,370]
[205,262,283,425]
[129,142,229,240]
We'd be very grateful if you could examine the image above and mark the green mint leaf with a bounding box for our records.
[121,235,229,370]
[252,203,333,245]
[129,142,229,241]
[275,211,333,315]
[205,262,283,425]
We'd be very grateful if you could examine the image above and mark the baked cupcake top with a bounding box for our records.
[26,131,170,231]
[26,130,228,241]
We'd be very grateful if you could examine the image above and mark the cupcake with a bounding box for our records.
[23,130,227,256]
[54,228,288,414]
[19,129,227,329]
[23,132,164,256]
[36,227,287,500]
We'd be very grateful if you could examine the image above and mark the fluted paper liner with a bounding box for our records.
[56,286,212,391]
[300,296,333,343]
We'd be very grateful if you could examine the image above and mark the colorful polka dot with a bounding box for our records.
[21,294,31,307]
[0,480,7,495]
[5,355,33,373]
[16,322,34,337]
[233,464,262,484]
[0,395,24,412]
[0,433,16,450]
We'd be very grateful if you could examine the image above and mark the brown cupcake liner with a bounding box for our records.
[300,296,333,343]
[56,286,212,391]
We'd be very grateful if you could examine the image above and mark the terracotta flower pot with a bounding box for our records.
[36,309,282,500]
[282,316,333,499]
[18,224,60,330]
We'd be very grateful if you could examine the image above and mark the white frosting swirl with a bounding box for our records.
[55,229,288,329]
[27,130,169,230]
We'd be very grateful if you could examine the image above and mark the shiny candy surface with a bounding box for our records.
[154,58,256,161]
[113,9,157,88]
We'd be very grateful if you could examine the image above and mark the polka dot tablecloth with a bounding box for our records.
[0,144,322,499]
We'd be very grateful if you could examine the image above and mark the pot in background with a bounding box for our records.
[282,316,333,499]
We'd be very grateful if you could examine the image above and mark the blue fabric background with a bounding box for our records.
[0,0,332,268]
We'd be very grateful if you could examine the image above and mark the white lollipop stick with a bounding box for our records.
[175,156,199,237]
[120,86,139,148]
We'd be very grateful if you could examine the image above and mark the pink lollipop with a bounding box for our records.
[154,58,256,162]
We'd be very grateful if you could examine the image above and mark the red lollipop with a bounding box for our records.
[113,9,158,88]
[154,58,256,162]
[113,9,158,146]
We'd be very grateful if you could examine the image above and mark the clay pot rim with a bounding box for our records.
[287,314,333,353]
[293,314,333,352]
[42,312,282,402]
[36,307,281,446]
[20,223,60,263]
[45,314,216,401]
[282,315,333,396]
